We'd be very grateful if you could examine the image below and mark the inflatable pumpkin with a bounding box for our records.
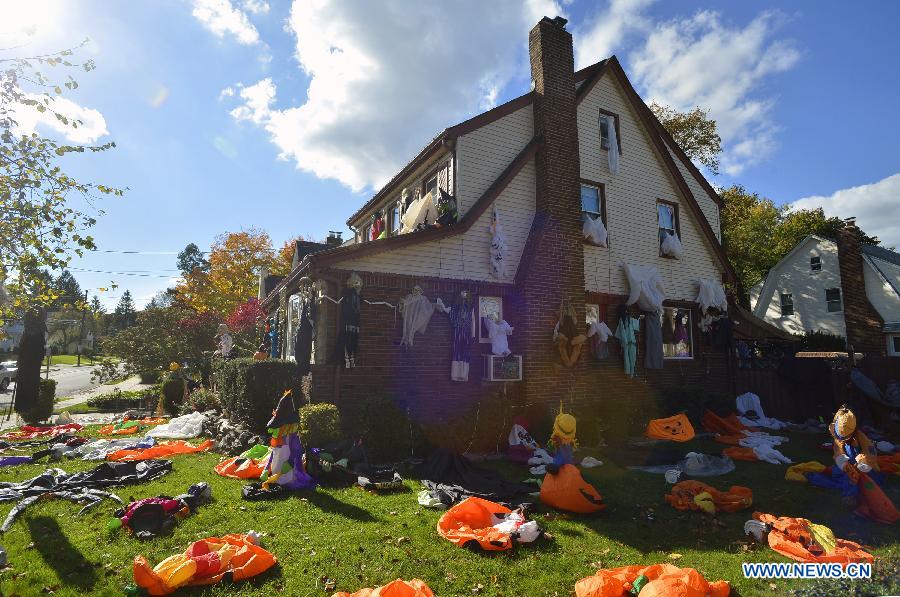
[333,579,434,597]
[575,563,730,597]
[646,414,695,442]
[751,512,873,565]
[437,496,518,551]
[540,464,605,514]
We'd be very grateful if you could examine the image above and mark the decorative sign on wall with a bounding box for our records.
[483,354,522,382]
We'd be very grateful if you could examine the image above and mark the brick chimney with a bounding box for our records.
[519,16,587,407]
[836,220,885,355]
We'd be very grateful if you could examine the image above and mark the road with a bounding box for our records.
[0,363,101,405]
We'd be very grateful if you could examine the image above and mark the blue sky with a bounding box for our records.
[5,0,899,309]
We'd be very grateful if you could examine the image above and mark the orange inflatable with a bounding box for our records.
[722,446,757,461]
[437,497,517,551]
[877,453,900,475]
[214,456,267,479]
[645,414,695,442]
[107,439,214,462]
[575,563,730,597]
[666,481,753,514]
[99,418,167,436]
[701,410,753,436]
[133,533,277,595]
[752,513,873,565]
[333,579,434,597]
[856,472,900,524]
[540,464,605,514]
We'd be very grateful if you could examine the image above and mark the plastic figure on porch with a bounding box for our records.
[553,298,586,367]
[399,285,436,346]
[216,324,233,359]
[483,312,513,356]
[260,390,315,491]
[331,273,363,368]
[437,290,475,381]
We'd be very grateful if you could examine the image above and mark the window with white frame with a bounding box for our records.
[780,293,794,316]
[580,184,606,223]
[810,256,821,272]
[598,109,621,153]
[478,296,502,344]
[661,307,693,359]
[825,288,843,312]
[389,205,400,236]
[657,201,679,252]
[889,335,900,356]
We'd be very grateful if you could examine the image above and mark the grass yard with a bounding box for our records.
[0,428,897,596]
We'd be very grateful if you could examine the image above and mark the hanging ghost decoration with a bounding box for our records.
[490,207,507,278]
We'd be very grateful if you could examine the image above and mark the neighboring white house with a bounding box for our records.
[0,321,24,353]
[751,234,900,355]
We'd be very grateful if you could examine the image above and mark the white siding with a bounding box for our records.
[664,142,721,241]
[455,104,534,214]
[751,237,846,337]
[864,256,900,323]
[334,160,536,282]
[577,72,723,301]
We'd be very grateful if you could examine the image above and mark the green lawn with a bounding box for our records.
[0,429,896,596]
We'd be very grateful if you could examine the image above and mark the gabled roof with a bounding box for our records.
[862,243,900,268]
[751,235,831,317]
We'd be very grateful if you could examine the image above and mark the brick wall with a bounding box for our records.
[837,224,885,355]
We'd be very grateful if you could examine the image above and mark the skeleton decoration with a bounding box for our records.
[490,207,507,278]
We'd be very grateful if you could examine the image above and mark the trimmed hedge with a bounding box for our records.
[178,388,221,416]
[217,359,299,432]
[298,403,341,448]
[21,378,56,424]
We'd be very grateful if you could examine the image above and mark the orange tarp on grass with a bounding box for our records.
[575,563,730,597]
[437,497,515,551]
[645,414,695,442]
[99,418,168,436]
[701,410,753,435]
[753,512,874,565]
[665,480,753,513]
[722,447,757,461]
[214,456,267,480]
[333,579,434,597]
[107,439,214,461]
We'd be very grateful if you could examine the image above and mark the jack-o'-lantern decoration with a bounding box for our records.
[541,464,605,514]
[646,414,696,442]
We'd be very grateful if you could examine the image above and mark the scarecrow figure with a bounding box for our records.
[828,405,879,503]
[549,407,577,466]
[259,390,315,491]
[216,323,233,358]
[553,299,586,367]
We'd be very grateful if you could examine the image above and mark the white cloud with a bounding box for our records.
[191,0,260,45]
[791,173,900,249]
[13,93,109,144]
[226,0,560,192]
[574,0,656,69]
[242,0,269,15]
[219,86,235,99]
[627,10,800,175]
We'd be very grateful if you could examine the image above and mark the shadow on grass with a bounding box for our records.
[306,490,379,522]
[27,516,96,591]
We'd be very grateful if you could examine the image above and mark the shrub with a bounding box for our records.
[298,403,341,448]
[86,389,153,411]
[161,376,186,415]
[343,395,425,462]
[797,330,846,353]
[217,358,299,432]
[21,379,56,424]
[178,387,221,416]
[139,370,161,384]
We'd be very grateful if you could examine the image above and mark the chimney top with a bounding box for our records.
[541,16,568,30]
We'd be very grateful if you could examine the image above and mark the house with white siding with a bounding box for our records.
[750,231,900,356]
[261,17,752,425]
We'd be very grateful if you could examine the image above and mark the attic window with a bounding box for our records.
[810,256,821,272]
[780,293,794,317]
[580,183,606,223]
[826,288,842,312]
[598,109,622,153]
[657,200,682,257]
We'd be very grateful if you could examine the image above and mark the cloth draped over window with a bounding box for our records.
[582,213,608,247]
[624,264,667,314]
[696,279,728,313]
[660,231,684,259]
[399,290,435,346]
[605,115,620,174]
[489,207,507,278]
[400,191,437,233]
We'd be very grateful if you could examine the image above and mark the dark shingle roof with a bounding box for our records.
[862,243,900,268]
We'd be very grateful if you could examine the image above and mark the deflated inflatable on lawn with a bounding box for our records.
[575,563,730,597]
[99,418,167,436]
[215,445,271,480]
[645,414,695,442]
[0,424,83,441]
[437,496,541,552]
[751,512,874,565]
[106,439,214,462]
[333,579,434,597]
[665,480,752,514]
[112,482,211,539]
[701,410,752,436]
[540,464,605,514]
[133,533,277,595]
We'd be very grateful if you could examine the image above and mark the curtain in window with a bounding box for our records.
[606,115,620,174]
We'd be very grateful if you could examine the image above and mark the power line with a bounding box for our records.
[65,267,180,278]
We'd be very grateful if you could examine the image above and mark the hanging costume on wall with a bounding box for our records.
[293,293,317,376]
[483,316,513,356]
[399,286,435,346]
[604,113,620,175]
[435,189,458,228]
[587,320,612,360]
[554,300,586,367]
[267,316,279,359]
[643,311,663,369]
[696,279,728,313]
[332,273,363,368]
[624,264,666,313]
[660,231,684,258]
[489,207,507,279]
[582,213,608,247]
[441,293,475,381]
[614,306,639,377]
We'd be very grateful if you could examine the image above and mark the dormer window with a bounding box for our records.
[598,109,622,153]
[810,256,821,272]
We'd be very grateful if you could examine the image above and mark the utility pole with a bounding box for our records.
[77,290,87,367]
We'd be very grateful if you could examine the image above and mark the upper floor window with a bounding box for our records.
[810,256,821,272]
[362,224,371,243]
[422,159,451,198]
[825,288,842,312]
[657,201,682,257]
[889,335,900,356]
[780,293,794,317]
[389,205,399,236]
[598,109,622,153]
[662,307,693,359]
[581,183,608,247]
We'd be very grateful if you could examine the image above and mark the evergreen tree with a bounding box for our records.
[113,290,137,330]
[90,295,104,314]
